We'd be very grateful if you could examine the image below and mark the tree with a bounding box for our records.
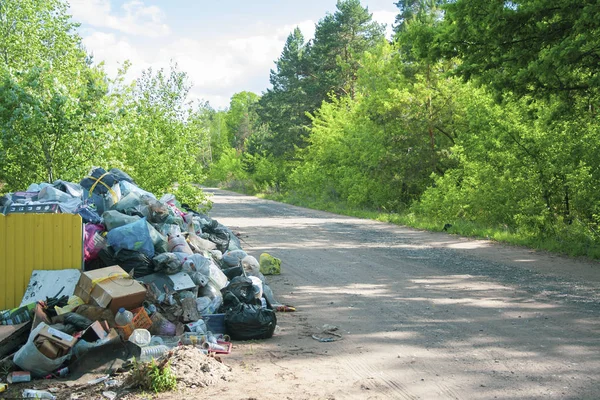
[306,0,385,103]
[435,0,600,102]
[105,63,207,207]
[0,63,107,189]
[0,0,85,74]
[257,28,310,158]
[0,0,108,190]
[225,91,261,150]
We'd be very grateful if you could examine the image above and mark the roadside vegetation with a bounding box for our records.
[1,0,599,258]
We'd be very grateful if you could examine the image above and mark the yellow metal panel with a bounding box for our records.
[0,213,83,310]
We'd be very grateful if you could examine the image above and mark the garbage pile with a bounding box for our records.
[0,167,289,397]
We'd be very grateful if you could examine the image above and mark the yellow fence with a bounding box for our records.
[0,213,83,309]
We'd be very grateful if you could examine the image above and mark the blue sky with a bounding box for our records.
[68,0,398,109]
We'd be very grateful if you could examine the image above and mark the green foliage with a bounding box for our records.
[130,359,177,393]
[434,0,600,101]
[103,63,207,202]
[0,63,108,189]
[225,91,262,150]
[0,0,109,191]
[207,146,247,184]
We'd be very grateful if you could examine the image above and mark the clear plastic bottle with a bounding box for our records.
[114,307,135,332]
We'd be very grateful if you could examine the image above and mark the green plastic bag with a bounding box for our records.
[259,253,281,275]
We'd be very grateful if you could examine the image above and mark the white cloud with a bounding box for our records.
[79,18,318,109]
[371,10,397,39]
[72,2,396,110]
[69,0,169,37]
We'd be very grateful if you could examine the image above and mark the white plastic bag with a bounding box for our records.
[13,323,72,377]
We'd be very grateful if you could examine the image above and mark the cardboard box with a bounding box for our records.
[74,266,147,314]
[34,325,77,359]
[81,320,110,342]
[36,339,61,359]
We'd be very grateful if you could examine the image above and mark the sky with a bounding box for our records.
[68,0,399,109]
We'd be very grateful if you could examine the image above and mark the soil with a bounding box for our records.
[157,346,231,389]
[3,188,599,400]
[192,188,600,400]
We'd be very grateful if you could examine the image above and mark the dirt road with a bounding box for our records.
[194,188,600,400]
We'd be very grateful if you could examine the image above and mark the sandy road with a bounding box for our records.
[194,188,600,400]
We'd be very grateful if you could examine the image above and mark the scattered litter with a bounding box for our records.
[22,389,56,399]
[312,325,343,342]
[102,391,117,400]
[7,370,31,383]
[87,374,110,386]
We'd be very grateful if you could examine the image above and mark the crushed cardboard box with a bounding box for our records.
[74,266,146,314]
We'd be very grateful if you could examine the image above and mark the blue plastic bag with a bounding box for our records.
[107,217,155,258]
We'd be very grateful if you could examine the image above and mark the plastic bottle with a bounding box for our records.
[180,332,205,346]
[128,329,151,347]
[22,389,56,399]
[114,308,135,332]
[185,319,207,334]
[139,345,169,362]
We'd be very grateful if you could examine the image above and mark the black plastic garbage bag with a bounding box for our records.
[80,167,118,196]
[75,203,103,224]
[222,265,244,280]
[109,168,135,183]
[98,247,154,278]
[221,276,256,306]
[205,229,230,253]
[225,301,277,340]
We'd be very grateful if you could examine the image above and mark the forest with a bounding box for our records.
[1,0,599,257]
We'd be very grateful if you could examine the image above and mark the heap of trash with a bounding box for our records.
[0,167,289,398]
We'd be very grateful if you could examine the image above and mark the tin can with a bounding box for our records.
[7,370,31,383]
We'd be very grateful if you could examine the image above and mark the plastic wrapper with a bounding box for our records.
[53,180,83,198]
[199,281,221,299]
[241,255,260,275]
[148,224,168,254]
[222,265,244,280]
[149,312,176,336]
[176,253,211,276]
[58,197,83,214]
[222,250,247,267]
[84,223,106,261]
[152,253,182,274]
[187,231,216,252]
[119,180,155,199]
[195,297,212,314]
[112,192,143,216]
[80,167,118,196]
[128,329,151,347]
[168,234,193,254]
[109,168,134,183]
[248,276,263,299]
[208,260,228,290]
[259,252,281,275]
[13,323,72,377]
[141,195,171,224]
[38,186,74,203]
[107,218,154,258]
[75,203,103,224]
[210,249,223,261]
[262,283,281,307]
[102,210,140,231]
